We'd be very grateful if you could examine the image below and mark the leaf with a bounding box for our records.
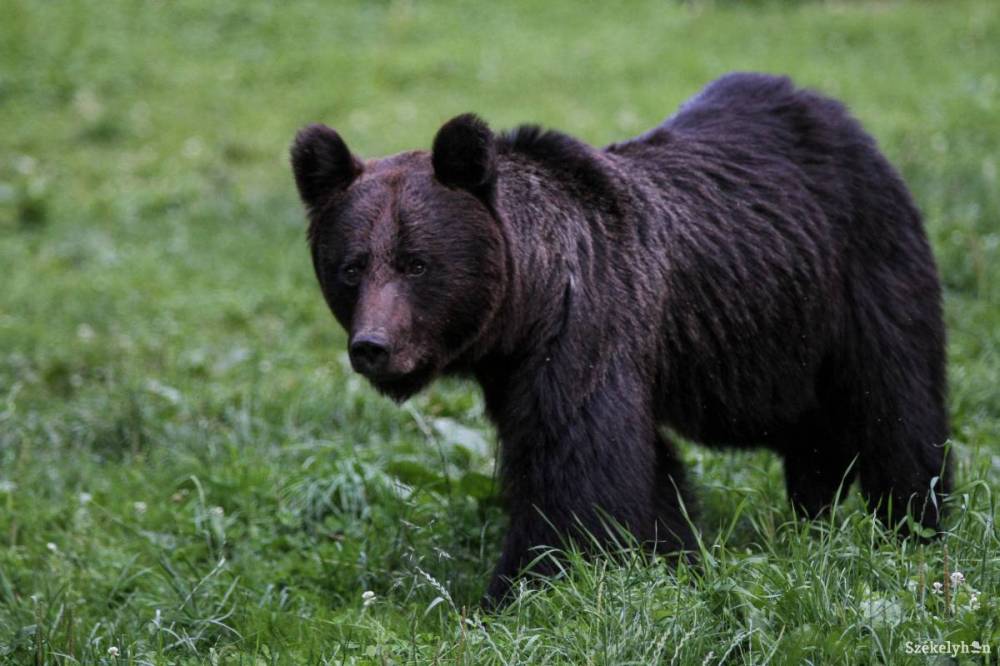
[906,515,938,540]
[386,460,447,492]
[458,472,496,500]
[423,596,447,617]
[432,418,491,458]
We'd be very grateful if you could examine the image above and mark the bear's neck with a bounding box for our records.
[473,146,641,391]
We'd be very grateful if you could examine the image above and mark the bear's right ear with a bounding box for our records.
[290,124,362,210]
[432,113,497,202]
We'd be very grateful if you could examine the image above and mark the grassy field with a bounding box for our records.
[2,0,999,663]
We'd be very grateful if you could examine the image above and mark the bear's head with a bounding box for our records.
[291,114,507,401]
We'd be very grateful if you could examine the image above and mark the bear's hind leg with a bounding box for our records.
[782,440,859,519]
[780,412,860,519]
[855,403,950,534]
[839,168,950,533]
[846,337,950,533]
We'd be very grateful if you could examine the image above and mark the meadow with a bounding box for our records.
[1,0,999,663]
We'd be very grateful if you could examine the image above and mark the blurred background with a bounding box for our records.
[1,1,998,662]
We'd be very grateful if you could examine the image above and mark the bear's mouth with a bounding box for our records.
[367,363,435,402]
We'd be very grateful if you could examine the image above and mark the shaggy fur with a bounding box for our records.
[291,72,950,607]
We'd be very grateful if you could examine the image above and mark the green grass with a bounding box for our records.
[2,0,999,663]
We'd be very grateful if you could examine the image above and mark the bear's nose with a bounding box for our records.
[349,334,390,376]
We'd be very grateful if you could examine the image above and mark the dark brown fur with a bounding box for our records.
[291,73,950,607]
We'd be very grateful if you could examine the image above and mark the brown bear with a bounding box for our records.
[291,72,950,607]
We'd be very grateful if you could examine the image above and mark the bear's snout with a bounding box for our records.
[348,280,418,380]
[349,332,391,377]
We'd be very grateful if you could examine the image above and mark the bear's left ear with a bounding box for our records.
[432,113,497,202]
[290,124,363,211]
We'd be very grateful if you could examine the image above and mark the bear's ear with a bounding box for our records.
[432,113,497,201]
[290,124,362,210]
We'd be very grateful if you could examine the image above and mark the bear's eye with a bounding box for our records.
[340,261,364,286]
[403,257,427,277]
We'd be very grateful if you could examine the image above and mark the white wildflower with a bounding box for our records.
[72,89,103,122]
[932,581,943,594]
[362,590,376,607]
[79,492,93,505]
[950,571,965,586]
[210,506,224,518]
[76,323,95,341]
[107,645,119,657]
[133,501,147,515]
[46,542,57,553]
[182,137,204,159]
[14,155,37,175]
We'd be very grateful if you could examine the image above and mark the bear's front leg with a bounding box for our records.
[481,378,695,608]
[483,513,558,608]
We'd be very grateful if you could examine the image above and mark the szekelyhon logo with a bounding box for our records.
[904,640,991,656]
